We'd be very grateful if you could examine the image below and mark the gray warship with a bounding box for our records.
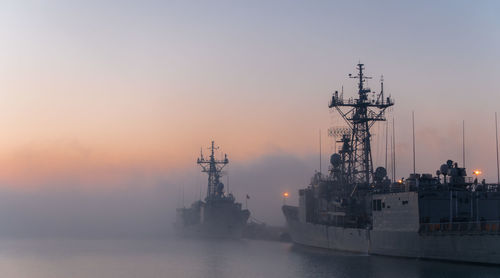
[283,63,500,264]
[175,141,250,238]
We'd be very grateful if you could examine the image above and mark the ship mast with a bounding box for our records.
[329,64,394,185]
[197,141,229,201]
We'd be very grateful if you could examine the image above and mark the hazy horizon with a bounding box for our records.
[0,0,498,237]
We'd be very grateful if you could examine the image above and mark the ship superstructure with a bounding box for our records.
[283,63,500,264]
[329,63,393,185]
[175,141,250,238]
[197,141,229,200]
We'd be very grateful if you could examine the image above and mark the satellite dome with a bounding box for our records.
[375,167,387,181]
[330,153,342,166]
[440,164,449,175]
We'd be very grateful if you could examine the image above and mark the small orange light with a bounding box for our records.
[283,192,289,198]
[398,179,403,184]
[473,170,482,176]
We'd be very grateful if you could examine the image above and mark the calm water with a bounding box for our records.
[0,238,499,278]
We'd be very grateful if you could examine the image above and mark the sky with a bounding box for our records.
[0,0,498,234]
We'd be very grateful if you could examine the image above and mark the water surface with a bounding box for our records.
[0,238,498,278]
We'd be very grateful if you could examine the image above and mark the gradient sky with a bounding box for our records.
[0,1,498,229]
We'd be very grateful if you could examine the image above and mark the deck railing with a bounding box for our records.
[419,221,500,235]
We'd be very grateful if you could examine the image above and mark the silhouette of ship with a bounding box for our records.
[175,141,250,238]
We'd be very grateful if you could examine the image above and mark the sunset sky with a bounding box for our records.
[0,1,498,229]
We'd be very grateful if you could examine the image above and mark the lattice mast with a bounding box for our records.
[329,64,394,185]
[197,141,228,200]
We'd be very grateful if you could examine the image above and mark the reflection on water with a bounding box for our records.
[0,238,498,278]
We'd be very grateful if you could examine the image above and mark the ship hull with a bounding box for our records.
[285,210,369,253]
[371,230,500,264]
[283,205,500,264]
[174,222,247,239]
[175,200,250,239]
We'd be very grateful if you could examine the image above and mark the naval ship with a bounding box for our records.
[283,63,500,264]
[175,141,250,238]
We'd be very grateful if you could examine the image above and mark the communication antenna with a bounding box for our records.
[392,117,396,181]
[382,76,388,172]
[380,75,384,101]
[328,126,351,137]
[496,112,499,184]
[385,120,388,170]
[462,120,466,168]
[412,111,416,175]
[329,126,350,154]
[319,129,322,174]
[199,147,203,201]
[391,118,394,181]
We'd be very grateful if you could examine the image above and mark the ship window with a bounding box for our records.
[402,200,408,205]
[382,202,385,208]
[373,199,382,211]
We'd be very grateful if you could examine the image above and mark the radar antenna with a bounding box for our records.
[197,141,229,200]
[329,64,394,185]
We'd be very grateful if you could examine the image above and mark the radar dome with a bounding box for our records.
[330,154,342,166]
[374,167,387,181]
[440,164,449,175]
